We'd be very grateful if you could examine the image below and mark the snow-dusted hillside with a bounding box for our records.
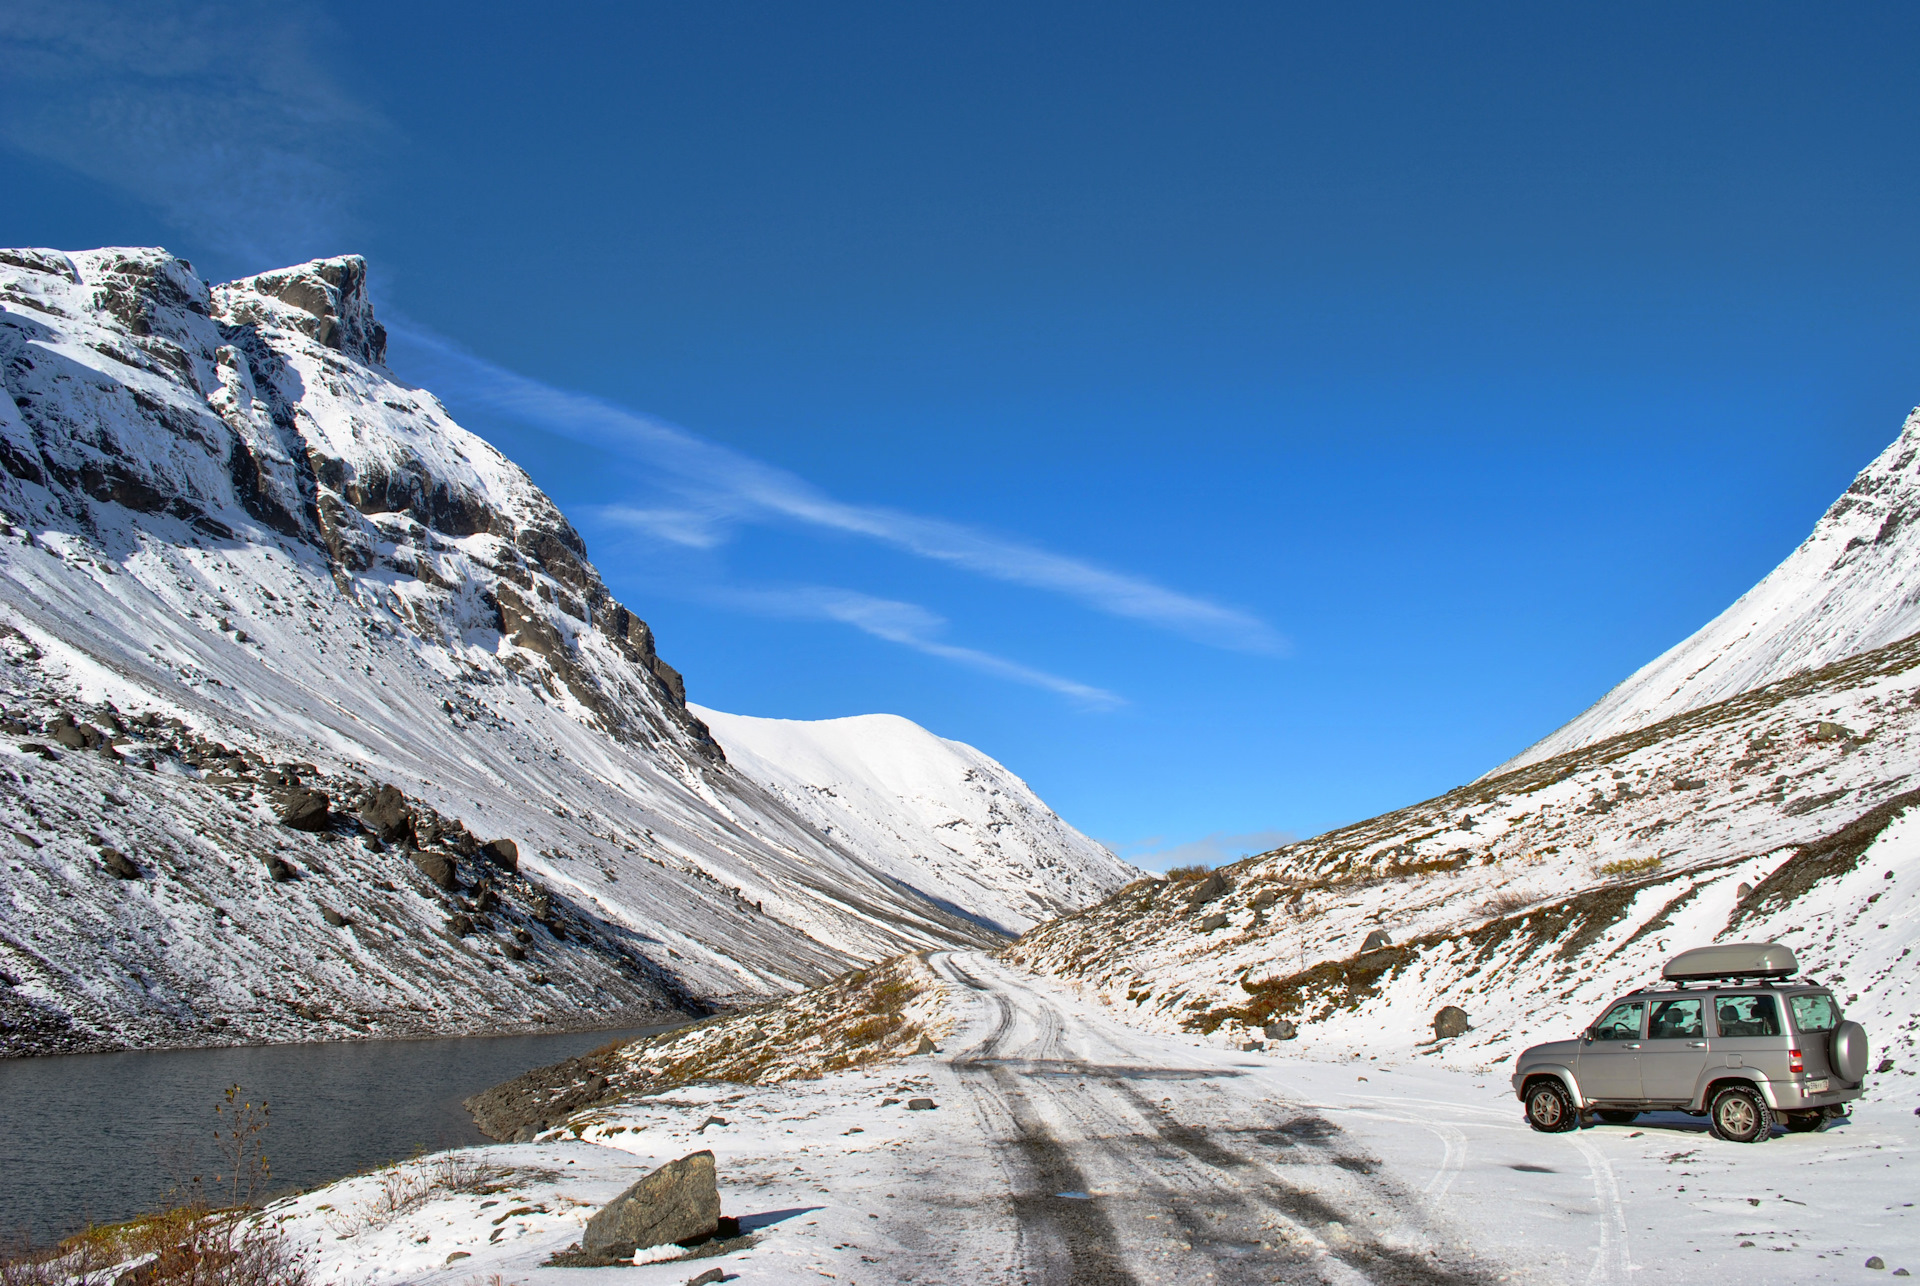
[1012,632,1920,1079]
[1507,407,1920,769]
[0,245,1066,1054]
[691,706,1139,935]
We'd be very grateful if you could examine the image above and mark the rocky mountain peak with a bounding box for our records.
[215,255,387,366]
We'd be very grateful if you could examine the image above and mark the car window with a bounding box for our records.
[1591,1001,1645,1040]
[1648,997,1703,1039]
[1714,993,1781,1038]
[1789,993,1839,1034]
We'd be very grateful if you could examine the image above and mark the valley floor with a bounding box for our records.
[272,952,1919,1285]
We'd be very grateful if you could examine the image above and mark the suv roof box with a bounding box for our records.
[1663,941,1797,982]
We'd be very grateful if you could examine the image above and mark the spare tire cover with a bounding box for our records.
[1831,1021,1870,1082]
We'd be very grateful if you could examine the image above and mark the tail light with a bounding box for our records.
[1789,1049,1804,1074]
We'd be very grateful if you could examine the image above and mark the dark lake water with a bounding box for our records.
[0,1024,676,1242]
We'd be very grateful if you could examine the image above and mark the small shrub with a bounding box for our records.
[1597,856,1662,877]
[1164,864,1211,883]
[1479,890,1534,916]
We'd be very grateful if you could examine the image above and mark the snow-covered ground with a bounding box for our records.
[0,246,1123,1052]
[258,951,1918,1284]
[693,706,1140,935]
[1506,406,1920,769]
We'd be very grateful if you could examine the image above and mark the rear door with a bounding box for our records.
[1788,991,1841,1089]
[1711,992,1788,1086]
[1639,996,1710,1104]
[1576,999,1646,1101]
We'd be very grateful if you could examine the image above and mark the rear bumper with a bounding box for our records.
[1760,1079,1863,1111]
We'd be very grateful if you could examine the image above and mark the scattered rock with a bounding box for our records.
[264,856,296,882]
[1360,928,1393,951]
[411,850,458,891]
[581,1150,721,1259]
[503,942,526,961]
[1248,890,1279,909]
[913,1034,937,1055]
[480,838,519,871]
[1434,1005,1472,1039]
[1811,721,1854,743]
[1868,1256,1886,1270]
[686,1271,726,1286]
[321,907,350,928]
[1198,913,1229,933]
[445,1252,470,1264]
[1672,777,1707,791]
[906,1097,936,1111]
[448,912,473,937]
[696,1115,728,1133]
[358,783,414,841]
[1241,1040,1264,1051]
[1263,1020,1297,1041]
[17,742,58,760]
[1877,1057,1895,1074]
[1737,882,1753,898]
[273,787,331,832]
[100,848,139,880]
[1185,870,1229,905]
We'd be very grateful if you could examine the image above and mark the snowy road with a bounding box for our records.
[277,949,1918,1286]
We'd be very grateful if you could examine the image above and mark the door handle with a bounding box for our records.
[1625,1043,1641,1049]
[1688,1041,1708,1048]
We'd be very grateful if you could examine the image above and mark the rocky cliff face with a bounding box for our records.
[0,246,1106,1055]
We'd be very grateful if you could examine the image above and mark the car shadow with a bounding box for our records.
[1584,1109,1851,1138]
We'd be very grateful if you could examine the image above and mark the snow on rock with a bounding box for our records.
[692,706,1140,935]
[0,245,1046,1054]
[1507,406,1920,769]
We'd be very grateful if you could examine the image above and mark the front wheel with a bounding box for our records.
[1525,1080,1578,1133]
[1709,1085,1773,1143]
[1781,1110,1825,1133]
[1595,1109,1638,1125]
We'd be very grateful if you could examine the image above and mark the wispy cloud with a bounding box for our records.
[1116,829,1296,873]
[389,320,1287,655]
[0,2,381,271]
[701,585,1124,709]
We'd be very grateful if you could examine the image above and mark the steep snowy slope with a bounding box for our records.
[0,245,1034,1054]
[691,706,1139,934]
[1507,407,1920,768]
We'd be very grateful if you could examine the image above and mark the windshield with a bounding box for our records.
[1714,993,1781,1038]
[1789,993,1840,1034]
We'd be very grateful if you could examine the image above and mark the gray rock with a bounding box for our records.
[906,1097,936,1110]
[359,784,414,842]
[581,1150,721,1257]
[412,850,458,891]
[274,787,331,832]
[1186,870,1229,905]
[448,912,473,937]
[1263,1020,1297,1041]
[321,907,350,928]
[1434,1005,1471,1039]
[503,942,526,961]
[1249,890,1279,909]
[264,856,296,882]
[1737,882,1754,899]
[687,1270,726,1286]
[1241,1041,1264,1051]
[1867,1256,1885,1270]
[1878,1057,1895,1074]
[913,1034,937,1055]
[100,848,139,880]
[1198,913,1229,932]
[480,837,519,871]
[1360,928,1393,951]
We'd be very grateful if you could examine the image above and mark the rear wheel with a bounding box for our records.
[1595,1109,1639,1125]
[1782,1110,1825,1133]
[1525,1080,1578,1133]
[1709,1085,1773,1143]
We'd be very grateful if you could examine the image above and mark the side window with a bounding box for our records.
[1790,993,1839,1035]
[1591,1001,1645,1040]
[1714,994,1782,1038]
[1648,998,1703,1039]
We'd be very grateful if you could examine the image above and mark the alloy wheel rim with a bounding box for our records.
[1532,1091,1562,1126]
[1720,1097,1756,1134]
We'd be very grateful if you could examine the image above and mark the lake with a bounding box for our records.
[0,1024,676,1242]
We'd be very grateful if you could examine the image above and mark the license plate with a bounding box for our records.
[1805,1077,1830,1093]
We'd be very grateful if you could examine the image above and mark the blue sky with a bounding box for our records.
[7,4,1920,868]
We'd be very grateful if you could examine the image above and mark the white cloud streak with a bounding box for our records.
[700,585,1124,709]
[388,320,1286,655]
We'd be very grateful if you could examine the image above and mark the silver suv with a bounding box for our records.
[1511,942,1870,1142]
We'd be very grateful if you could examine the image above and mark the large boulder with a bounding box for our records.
[359,784,414,842]
[1433,1005,1471,1039]
[412,850,458,891]
[1263,1020,1297,1041]
[479,838,519,872]
[1185,870,1229,906]
[581,1151,720,1257]
[1360,928,1393,951]
[274,787,331,832]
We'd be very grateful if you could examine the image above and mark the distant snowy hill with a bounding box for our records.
[691,707,1139,935]
[1505,408,1920,769]
[0,246,1107,1054]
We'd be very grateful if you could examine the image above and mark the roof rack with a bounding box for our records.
[1662,941,1796,983]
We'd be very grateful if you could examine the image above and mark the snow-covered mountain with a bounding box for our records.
[1013,410,1920,1079]
[0,246,1120,1054]
[1506,407,1920,769]
[691,707,1139,935]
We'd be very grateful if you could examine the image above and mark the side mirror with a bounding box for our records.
[1581,1028,1595,1043]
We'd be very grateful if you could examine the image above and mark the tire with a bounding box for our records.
[1709,1085,1773,1143]
[1782,1110,1825,1133]
[1595,1109,1638,1125]
[1525,1080,1578,1133]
